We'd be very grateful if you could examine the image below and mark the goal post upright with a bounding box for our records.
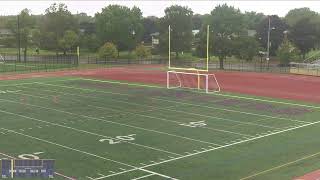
[168,25,171,69]
[166,24,221,93]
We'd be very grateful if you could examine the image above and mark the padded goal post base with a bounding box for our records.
[167,70,221,93]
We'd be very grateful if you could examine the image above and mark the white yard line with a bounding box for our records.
[0,97,222,147]
[84,118,319,180]
[0,128,178,180]
[78,78,320,110]
[0,109,182,157]
[32,81,311,124]
[18,85,272,136]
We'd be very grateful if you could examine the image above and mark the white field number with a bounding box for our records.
[18,152,43,160]
[180,121,207,128]
[99,134,136,144]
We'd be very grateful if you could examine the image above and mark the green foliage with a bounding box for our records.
[41,3,78,51]
[58,30,79,54]
[159,5,193,56]
[285,8,318,27]
[98,42,118,59]
[277,37,299,65]
[233,36,259,61]
[95,5,144,52]
[142,16,159,43]
[135,44,151,59]
[209,4,244,69]
[243,11,265,29]
[256,15,289,56]
[289,18,318,59]
[80,34,100,52]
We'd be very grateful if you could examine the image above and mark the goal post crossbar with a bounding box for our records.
[167,70,221,93]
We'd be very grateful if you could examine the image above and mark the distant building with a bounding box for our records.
[0,28,13,47]
[0,28,12,39]
[150,32,159,48]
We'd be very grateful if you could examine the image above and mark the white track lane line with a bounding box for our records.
[0,128,179,180]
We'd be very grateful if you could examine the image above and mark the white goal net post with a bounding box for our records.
[167,70,221,93]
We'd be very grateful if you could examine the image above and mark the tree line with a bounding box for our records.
[0,3,320,68]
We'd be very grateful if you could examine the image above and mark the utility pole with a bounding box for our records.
[17,15,21,62]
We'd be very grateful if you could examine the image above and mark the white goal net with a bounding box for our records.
[167,71,221,93]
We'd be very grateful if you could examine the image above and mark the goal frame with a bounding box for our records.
[167,70,221,93]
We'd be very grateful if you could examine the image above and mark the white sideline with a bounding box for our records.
[0,97,222,147]
[78,78,320,110]
[33,81,311,124]
[19,85,255,138]
[82,118,320,180]
[18,84,295,131]
[0,109,182,157]
[0,128,179,180]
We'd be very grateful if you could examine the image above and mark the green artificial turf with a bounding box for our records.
[0,77,320,179]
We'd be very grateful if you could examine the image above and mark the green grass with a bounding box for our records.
[0,77,320,179]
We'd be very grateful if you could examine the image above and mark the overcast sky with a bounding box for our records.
[1,1,320,17]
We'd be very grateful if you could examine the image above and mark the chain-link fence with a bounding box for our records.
[0,53,78,73]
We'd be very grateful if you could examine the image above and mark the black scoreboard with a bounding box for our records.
[1,159,55,178]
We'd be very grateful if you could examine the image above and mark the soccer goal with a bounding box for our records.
[167,25,221,93]
[167,70,220,93]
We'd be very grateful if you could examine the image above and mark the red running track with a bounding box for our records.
[1,65,320,104]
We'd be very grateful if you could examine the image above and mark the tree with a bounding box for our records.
[256,15,289,56]
[285,8,318,27]
[98,42,118,59]
[209,4,244,69]
[41,3,78,52]
[290,18,317,59]
[8,9,35,62]
[142,16,159,43]
[192,14,203,30]
[135,44,151,59]
[95,5,143,54]
[233,36,259,61]
[80,34,100,52]
[243,11,265,29]
[159,5,193,58]
[277,35,299,65]
[58,30,78,55]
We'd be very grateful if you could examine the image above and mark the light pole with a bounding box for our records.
[267,16,275,69]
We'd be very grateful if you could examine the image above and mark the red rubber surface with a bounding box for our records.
[1,65,320,104]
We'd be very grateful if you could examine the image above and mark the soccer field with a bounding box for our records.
[1,77,320,180]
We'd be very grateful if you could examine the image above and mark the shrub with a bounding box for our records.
[98,42,118,59]
[135,44,151,59]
